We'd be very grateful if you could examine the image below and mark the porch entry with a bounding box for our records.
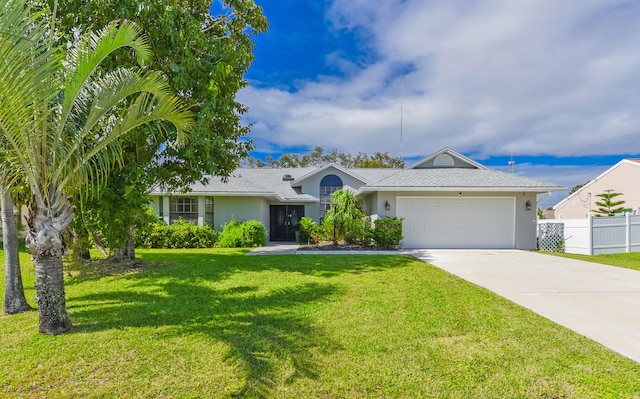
[269,205,304,241]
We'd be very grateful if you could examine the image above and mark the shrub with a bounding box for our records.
[136,218,218,249]
[217,217,267,248]
[298,217,320,244]
[372,217,403,249]
[240,220,267,247]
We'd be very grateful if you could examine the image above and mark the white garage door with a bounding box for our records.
[397,197,515,249]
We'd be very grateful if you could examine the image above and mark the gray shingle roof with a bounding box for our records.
[360,168,564,192]
[153,167,319,201]
[151,165,563,199]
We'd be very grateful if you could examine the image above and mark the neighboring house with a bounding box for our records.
[553,159,640,219]
[149,147,564,249]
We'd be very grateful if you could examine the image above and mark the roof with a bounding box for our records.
[150,148,565,199]
[152,167,319,202]
[553,158,640,209]
[357,168,564,193]
[407,147,488,170]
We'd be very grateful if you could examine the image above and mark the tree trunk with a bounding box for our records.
[25,196,73,335]
[71,228,91,261]
[2,187,31,314]
[90,230,108,258]
[112,248,124,262]
[33,254,72,335]
[125,226,135,260]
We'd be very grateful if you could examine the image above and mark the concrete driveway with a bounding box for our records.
[409,249,640,364]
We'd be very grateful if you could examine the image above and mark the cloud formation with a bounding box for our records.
[241,0,640,163]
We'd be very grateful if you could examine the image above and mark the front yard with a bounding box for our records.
[1,248,639,398]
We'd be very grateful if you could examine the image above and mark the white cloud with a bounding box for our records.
[241,0,640,162]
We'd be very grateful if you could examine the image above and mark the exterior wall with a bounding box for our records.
[554,161,640,219]
[297,168,367,219]
[377,191,538,250]
[213,196,270,230]
[149,195,270,231]
[361,192,380,220]
[304,202,321,223]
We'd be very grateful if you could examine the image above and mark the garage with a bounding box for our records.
[397,197,515,249]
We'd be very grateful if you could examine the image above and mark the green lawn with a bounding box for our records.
[1,248,639,398]
[543,251,640,271]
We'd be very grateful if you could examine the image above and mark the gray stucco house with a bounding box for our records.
[149,147,564,249]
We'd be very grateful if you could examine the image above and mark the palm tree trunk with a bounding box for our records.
[26,201,73,335]
[2,187,31,314]
[33,254,72,335]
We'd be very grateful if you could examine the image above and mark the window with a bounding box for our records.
[320,174,343,217]
[205,197,214,226]
[169,197,198,224]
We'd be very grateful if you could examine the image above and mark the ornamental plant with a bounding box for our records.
[372,217,403,249]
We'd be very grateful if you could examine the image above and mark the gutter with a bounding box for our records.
[536,192,552,207]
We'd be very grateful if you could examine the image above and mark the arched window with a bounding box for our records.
[320,174,343,216]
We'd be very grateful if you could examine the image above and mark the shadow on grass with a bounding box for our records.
[66,251,415,397]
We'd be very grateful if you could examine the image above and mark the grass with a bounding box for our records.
[1,248,639,398]
[542,251,640,271]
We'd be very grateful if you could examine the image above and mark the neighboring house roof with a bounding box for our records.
[553,159,640,210]
[150,148,565,200]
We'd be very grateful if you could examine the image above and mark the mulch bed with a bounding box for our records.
[298,242,397,251]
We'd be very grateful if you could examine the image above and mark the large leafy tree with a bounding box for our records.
[0,0,192,334]
[246,146,406,168]
[43,0,268,258]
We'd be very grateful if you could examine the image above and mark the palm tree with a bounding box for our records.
[0,0,193,334]
[2,184,31,314]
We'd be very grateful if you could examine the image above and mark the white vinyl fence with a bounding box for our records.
[538,214,640,255]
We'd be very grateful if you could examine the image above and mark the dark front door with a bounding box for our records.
[270,205,304,241]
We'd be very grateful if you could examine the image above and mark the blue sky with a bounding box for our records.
[225,0,640,206]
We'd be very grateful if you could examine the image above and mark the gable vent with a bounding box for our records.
[282,174,294,181]
[434,154,455,167]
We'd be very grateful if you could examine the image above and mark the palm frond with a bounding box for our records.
[58,20,152,139]
[55,68,192,193]
[1,1,193,231]
[0,0,63,201]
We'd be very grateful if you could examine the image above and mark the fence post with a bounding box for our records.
[588,214,593,256]
[626,213,631,253]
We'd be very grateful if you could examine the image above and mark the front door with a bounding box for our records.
[270,205,304,241]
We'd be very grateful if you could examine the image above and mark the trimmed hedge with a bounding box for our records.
[136,218,218,249]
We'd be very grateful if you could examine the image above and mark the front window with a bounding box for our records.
[169,197,198,224]
[320,174,343,217]
[205,197,214,226]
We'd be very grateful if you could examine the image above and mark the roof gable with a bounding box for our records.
[553,158,640,209]
[407,147,488,170]
[290,163,369,186]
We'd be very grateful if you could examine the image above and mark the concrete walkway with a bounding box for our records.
[248,244,640,363]
[413,249,640,364]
